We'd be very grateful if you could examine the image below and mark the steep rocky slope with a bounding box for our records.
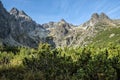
[71,13,117,47]
[9,8,48,47]
[0,1,13,45]
[43,12,119,47]
[0,1,48,47]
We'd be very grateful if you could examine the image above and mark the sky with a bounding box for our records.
[1,0,120,25]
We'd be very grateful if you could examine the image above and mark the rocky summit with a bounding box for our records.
[0,1,120,48]
[0,1,47,47]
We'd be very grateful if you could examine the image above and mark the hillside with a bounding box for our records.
[92,27,120,47]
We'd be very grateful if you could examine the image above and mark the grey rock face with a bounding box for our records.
[0,1,11,39]
[10,8,48,47]
[0,1,48,47]
[43,19,74,47]
[55,19,71,36]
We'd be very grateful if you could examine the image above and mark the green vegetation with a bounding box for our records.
[0,43,120,80]
[92,27,120,47]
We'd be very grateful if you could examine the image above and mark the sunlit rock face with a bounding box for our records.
[42,19,75,47]
[81,13,114,29]
[42,12,117,47]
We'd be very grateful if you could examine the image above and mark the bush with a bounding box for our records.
[0,43,120,80]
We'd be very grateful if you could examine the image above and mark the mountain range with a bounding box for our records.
[0,1,120,48]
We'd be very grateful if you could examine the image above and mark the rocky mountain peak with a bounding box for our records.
[91,13,99,19]
[100,12,109,19]
[60,19,66,22]
[10,8,28,16]
[59,19,67,24]
[10,8,27,16]
[10,8,32,20]
[91,12,110,21]
[10,7,19,15]
[82,12,113,29]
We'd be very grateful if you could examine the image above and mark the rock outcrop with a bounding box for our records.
[82,13,115,29]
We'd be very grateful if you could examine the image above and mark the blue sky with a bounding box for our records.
[1,0,120,25]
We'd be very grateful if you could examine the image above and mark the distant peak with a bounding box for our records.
[60,19,66,22]
[10,8,27,16]
[10,7,19,15]
[10,7,31,20]
[100,12,106,16]
[100,12,109,19]
[91,12,110,20]
[10,7,19,12]
[59,19,67,24]
[91,13,99,19]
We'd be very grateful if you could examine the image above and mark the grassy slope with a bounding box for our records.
[92,27,120,47]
